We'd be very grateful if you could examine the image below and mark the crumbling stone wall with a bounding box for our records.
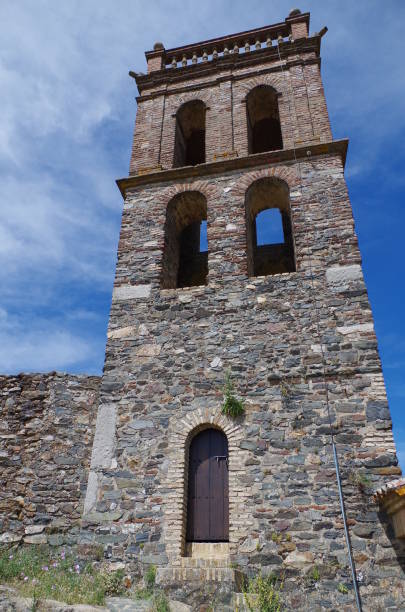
[0,373,100,544]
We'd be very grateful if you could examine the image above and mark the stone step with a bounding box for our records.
[106,597,151,611]
[185,542,230,559]
[180,557,231,568]
[106,596,192,612]
[156,566,236,584]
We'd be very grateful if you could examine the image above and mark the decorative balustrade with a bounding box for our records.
[164,25,293,70]
[143,11,311,75]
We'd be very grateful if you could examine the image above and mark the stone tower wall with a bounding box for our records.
[81,12,405,609]
[84,151,405,608]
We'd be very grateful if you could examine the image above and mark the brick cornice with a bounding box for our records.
[116,139,349,198]
[135,57,320,103]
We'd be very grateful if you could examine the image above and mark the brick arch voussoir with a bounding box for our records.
[235,74,286,101]
[231,166,299,198]
[168,407,244,453]
[155,181,220,211]
[168,89,213,115]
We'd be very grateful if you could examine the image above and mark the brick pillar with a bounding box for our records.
[286,10,309,40]
[145,42,165,73]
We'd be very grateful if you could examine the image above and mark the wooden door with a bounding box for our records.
[186,428,229,542]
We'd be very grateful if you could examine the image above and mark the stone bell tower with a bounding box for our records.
[84,9,405,610]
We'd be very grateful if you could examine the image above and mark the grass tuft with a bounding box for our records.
[0,546,126,606]
[243,571,283,612]
[152,590,170,611]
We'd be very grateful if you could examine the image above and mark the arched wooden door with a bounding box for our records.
[186,428,229,542]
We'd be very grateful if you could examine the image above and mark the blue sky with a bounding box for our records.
[1,1,404,467]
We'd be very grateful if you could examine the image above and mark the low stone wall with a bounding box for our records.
[0,372,100,544]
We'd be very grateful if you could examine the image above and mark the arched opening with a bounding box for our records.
[161,191,208,289]
[173,100,206,167]
[246,85,283,154]
[186,428,229,542]
[245,178,295,277]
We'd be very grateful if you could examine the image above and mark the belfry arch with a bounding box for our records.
[173,100,206,167]
[246,85,283,154]
[245,177,295,276]
[160,191,208,288]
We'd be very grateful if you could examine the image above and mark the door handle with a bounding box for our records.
[214,455,228,468]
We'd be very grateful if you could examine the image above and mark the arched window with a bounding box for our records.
[173,100,206,167]
[245,178,295,277]
[246,85,283,154]
[161,191,208,288]
[186,428,229,542]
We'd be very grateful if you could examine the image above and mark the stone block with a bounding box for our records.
[84,510,123,523]
[284,550,314,567]
[107,325,138,339]
[24,525,45,535]
[0,532,22,543]
[366,401,391,422]
[326,264,363,286]
[128,420,154,430]
[113,284,151,300]
[24,534,48,544]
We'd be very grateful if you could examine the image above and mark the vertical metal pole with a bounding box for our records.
[332,442,362,612]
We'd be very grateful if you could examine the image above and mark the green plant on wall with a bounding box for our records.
[348,470,372,492]
[221,370,245,418]
[280,381,290,398]
[243,572,283,612]
[310,566,320,582]
[144,564,156,591]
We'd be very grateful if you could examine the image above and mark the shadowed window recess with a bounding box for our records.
[161,191,208,288]
[173,100,206,167]
[245,178,295,277]
[246,85,283,154]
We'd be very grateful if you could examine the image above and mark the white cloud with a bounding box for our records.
[0,308,97,373]
[0,173,117,301]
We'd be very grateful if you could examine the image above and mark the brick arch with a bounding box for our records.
[230,165,299,198]
[162,407,249,563]
[155,182,221,289]
[161,89,215,170]
[233,75,287,157]
[234,74,285,102]
[170,407,244,447]
[155,180,221,207]
[167,89,214,114]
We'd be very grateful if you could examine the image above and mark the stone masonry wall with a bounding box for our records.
[0,373,100,545]
[84,155,405,609]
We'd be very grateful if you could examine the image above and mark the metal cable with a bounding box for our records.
[276,39,362,611]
